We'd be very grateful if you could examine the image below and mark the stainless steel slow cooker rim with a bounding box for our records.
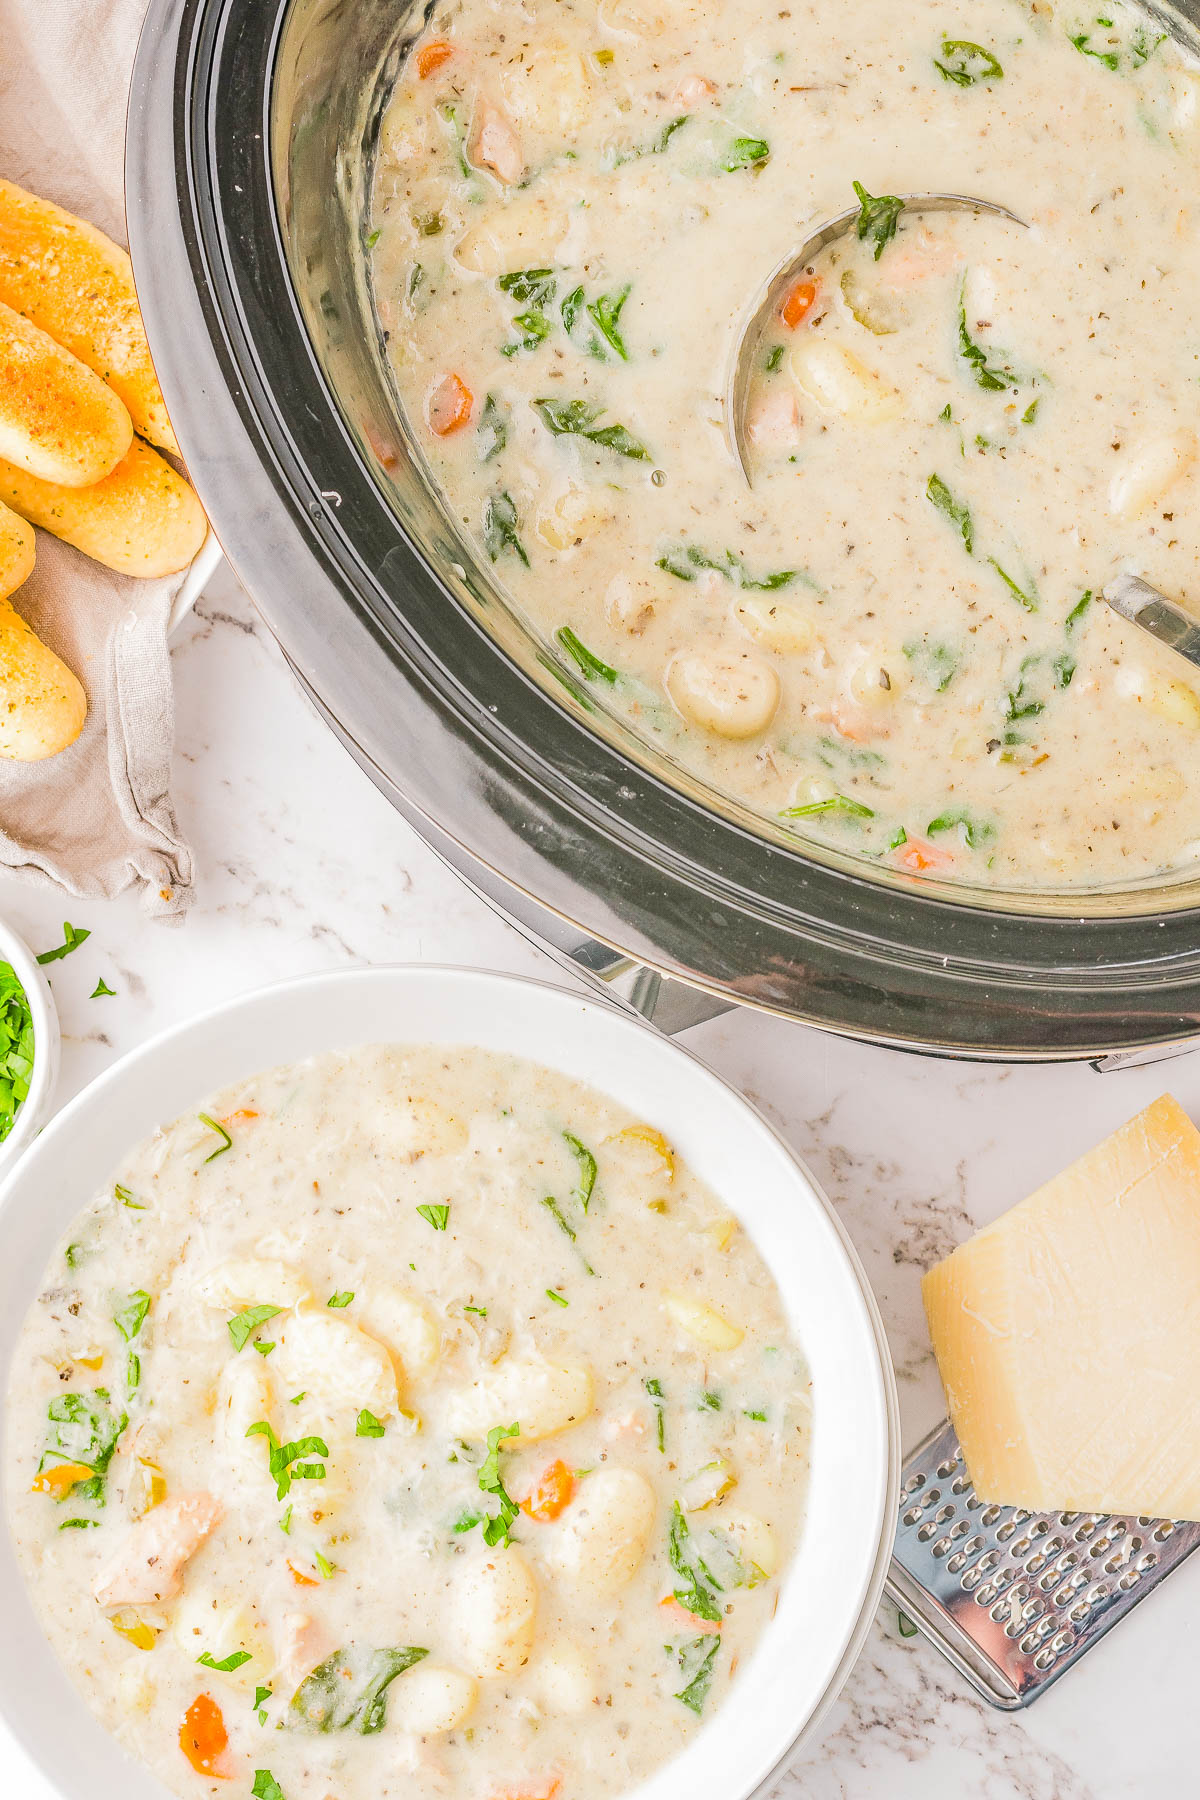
[127,0,1200,1058]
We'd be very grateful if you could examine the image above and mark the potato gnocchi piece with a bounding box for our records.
[455,190,572,276]
[389,1662,479,1735]
[536,487,614,550]
[1109,430,1196,518]
[528,1639,598,1714]
[273,1308,398,1419]
[550,1467,656,1595]
[1114,662,1200,730]
[734,595,814,656]
[195,1257,311,1312]
[717,1508,779,1580]
[457,1545,539,1676]
[170,1590,264,1688]
[213,1354,275,1477]
[788,337,901,422]
[680,1457,737,1512]
[356,1285,441,1383]
[445,1355,594,1442]
[667,645,781,739]
[663,1291,744,1350]
[500,43,592,135]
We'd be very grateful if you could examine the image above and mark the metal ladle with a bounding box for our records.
[727,194,1200,675]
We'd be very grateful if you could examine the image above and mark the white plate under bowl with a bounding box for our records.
[0,917,59,1180]
[0,965,899,1800]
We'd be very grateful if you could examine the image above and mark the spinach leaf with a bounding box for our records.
[252,1774,286,1800]
[41,1390,127,1503]
[289,1646,429,1734]
[668,1502,724,1622]
[720,136,771,173]
[1065,589,1093,631]
[926,474,975,554]
[671,1634,721,1714]
[198,1113,232,1161]
[113,1290,151,1343]
[852,181,905,259]
[483,492,530,567]
[655,542,794,590]
[927,809,996,849]
[533,397,651,461]
[0,962,34,1143]
[934,40,1004,84]
[903,637,960,692]
[502,310,553,357]
[36,922,89,965]
[609,114,691,165]
[645,1377,666,1451]
[781,794,874,819]
[563,1130,597,1210]
[958,281,1017,391]
[477,394,508,462]
[987,558,1038,612]
[556,627,619,685]
[498,270,556,307]
[587,285,632,360]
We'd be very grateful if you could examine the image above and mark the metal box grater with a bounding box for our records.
[885,1420,1200,1708]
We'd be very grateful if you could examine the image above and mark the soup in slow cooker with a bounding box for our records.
[6,1044,808,1799]
[370,0,1200,892]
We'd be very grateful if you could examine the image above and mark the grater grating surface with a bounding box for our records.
[885,1419,1200,1708]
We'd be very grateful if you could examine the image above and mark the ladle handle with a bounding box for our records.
[1103,572,1200,672]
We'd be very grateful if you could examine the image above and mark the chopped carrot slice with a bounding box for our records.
[781,279,818,328]
[32,1461,94,1499]
[180,1694,229,1778]
[221,1109,259,1126]
[520,1460,575,1522]
[288,1561,320,1587]
[491,1778,562,1800]
[658,1595,723,1635]
[893,837,953,874]
[428,372,474,437]
[416,39,454,78]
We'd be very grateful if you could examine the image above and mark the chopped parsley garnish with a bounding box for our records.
[59,1516,99,1529]
[781,794,874,820]
[289,1646,429,1735]
[743,1407,768,1422]
[765,343,785,373]
[254,1341,275,1357]
[720,135,771,173]
[556,627,619,685]
[699,1390,722,1411]
[326,1291,354,1309]
[0,962,33,1143]
[253,1686,273,1724]
[126,1353,141,1395]
[356,1409,386,1438]
[228,1304,283,1353]
[199,1649,252,1673]
[668,1502,724,1622]
[927,809,996,849]
[655,542,795,591]
[36,921,90,964]
[1066,589,1093,631]
[416,1203,450,1231]
[671,1634,721,1714]
[462,1421,520,1547]
[482,491,530,567]
[315,1550,336,1580]
[645,1377,666,1451]
[463,1304,488,1317]
[198,1113,232,1162]
[958,282,1017,391]
[114,1183,145,1209]
[113,1290,151,1342]
[90,978,116,998]
[852,181,905,259]
[453,1506,483,1532]
[533,396,651,461]
[40,1390,127,1507]
[926,474,975,554]
[477,393,508,462]
[365,229,381,248]
[546,1288,568,1307]
[252,1774,286,1800]
[1022,397,1040,425]
[563,1130,598,1209]
[289,1393,305,1405]
[934,39,1004,84]
[988,558,1039,612]
[279,1505,293,1535]
[246,1421,329,1500]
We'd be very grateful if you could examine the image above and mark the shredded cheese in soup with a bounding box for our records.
[5,1045,808,1800]
[370,0,1200,891]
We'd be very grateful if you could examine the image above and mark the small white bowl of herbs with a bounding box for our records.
[0,916,61,1174]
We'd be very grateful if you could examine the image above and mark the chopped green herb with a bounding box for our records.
[958,281,1017,391]
[898,1610,919,1638]
[888,826,909,849]
[927,809,996,849]
[903,637,959,692]
[58,1516,99,1529]
[408,264,425,303]
[934,39,1004,84]
[252,1774,286,1800]
[482,491,530,567]
[587,285,632,360]
[988,558,1039,612]
[246,1421,329,1500]
[0,962,33,1144]
[671,1633,721,1714]
[114,1184,145,1209]
[415,211,443,237]
[113,1289,151,1343]
[765,343,785,373]
[594,46,615,65]
[1065,589,1093,631]
[289,1646,428,1734]
[199,1649,253,1673]
[228,1304,283,1353]
[645,1377,666,1451]
[253,1341,275,1357]
[416,1203,450,1231]
[326,1291,354,1309]
[463,1304,488,1317]
[545,1287,568,1307]
[126,1352,141,1395]
[477,394,508,462]
[563,1130,598,1209]
[938,402,953,422]
[1022,398,1040,425]
[782,794,874,820]
[668,1502,723,1622]
[609,114,690,165]
[279,1505,293,1535]
[655,542,795,591]
[743,1407,768,1422]
[289,1393,306,1406]
[471,1422,521,1547]
[37,922,90,965]
[253,1685,273,1723]
[926,473,975,554]
[556,626,619,685]
[699,1390,722,1411]
[852,181,905,259]
[40,1390,127,1506]
[365,229,381,249]
[453,1507,483,1533]
[314,1550,335,1580]
[356,1409,386,1438]
[720,135,771,173]
[533,396,651,461]
[541,1194,596,1275]
[90,979,116,999]
[1053,652,1077,688]
[198,1113,232,1162]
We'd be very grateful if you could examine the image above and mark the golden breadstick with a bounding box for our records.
[0,299,133,486]
[0,440,207,579]
[0,497,86,760]
[0,178,178,456]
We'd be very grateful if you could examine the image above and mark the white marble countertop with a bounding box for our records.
[2,561,1197,1800]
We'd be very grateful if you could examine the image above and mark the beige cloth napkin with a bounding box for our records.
[0,0,196,919]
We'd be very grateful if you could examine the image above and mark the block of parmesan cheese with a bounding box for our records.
[923,1094,1200,1520]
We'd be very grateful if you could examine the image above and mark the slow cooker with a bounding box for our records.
[127,0,1200,1059]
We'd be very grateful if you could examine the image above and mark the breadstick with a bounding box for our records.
[0,497,86,760]
[0,178,178,456]
[0,299,132,486]
[0,439,207,579]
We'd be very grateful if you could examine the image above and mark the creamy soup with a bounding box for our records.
[6,1045,808,1800]
[370,0,1200,892]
